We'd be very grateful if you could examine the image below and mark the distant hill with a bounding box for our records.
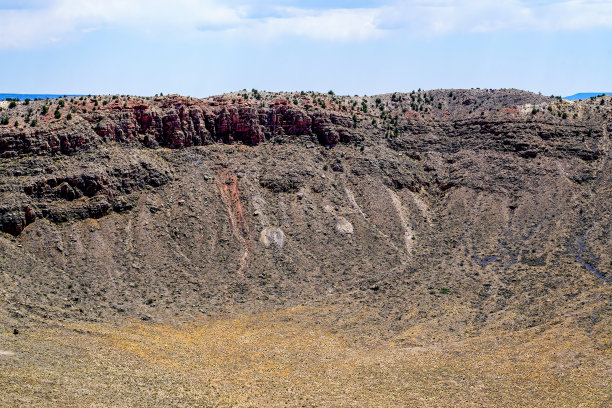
[564,92,612,101]
[0,93,83,101]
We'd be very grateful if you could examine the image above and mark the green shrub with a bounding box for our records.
[30,119,37,127]
[8,101,17,109]
[1,117,9,125]
[66,113,72,120]
[54,109,61,119]
[42,105,49,115]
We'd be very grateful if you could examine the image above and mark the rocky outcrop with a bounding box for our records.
[0,160,170,235]
[0,95,357,157]
[0,89,610,237]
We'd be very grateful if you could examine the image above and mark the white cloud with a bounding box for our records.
[384,0,612,34]
[236,7,384,41]
[0,0,611,49]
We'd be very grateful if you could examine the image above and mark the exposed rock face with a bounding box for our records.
[0,89,610,349]
[0,95,350,157]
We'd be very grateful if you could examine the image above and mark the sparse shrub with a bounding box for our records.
[42,105,49,115]
[54,109,61,119]
[562,112,568,119]
[66,113,72,120]
[14,120,19,127]
[58,99,65,108]
[8,101,17,109]
[24,98,30,105]
[30,119,37,127]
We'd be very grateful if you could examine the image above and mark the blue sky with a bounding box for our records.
[0,0,611,97]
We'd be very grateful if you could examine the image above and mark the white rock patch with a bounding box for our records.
[260,227,286,248]
[335,217,354,235]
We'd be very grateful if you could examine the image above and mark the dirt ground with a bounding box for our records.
[1,306,610,407]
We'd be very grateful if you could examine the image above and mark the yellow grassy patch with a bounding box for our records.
[1,307,610,407]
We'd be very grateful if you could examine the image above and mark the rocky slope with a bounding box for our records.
[0,89,610,347]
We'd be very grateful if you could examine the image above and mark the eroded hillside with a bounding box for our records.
[0,89,610,407]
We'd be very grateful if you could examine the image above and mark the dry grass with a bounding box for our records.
[1,306,610,407]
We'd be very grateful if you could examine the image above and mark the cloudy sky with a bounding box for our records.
[0,0,611,96]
